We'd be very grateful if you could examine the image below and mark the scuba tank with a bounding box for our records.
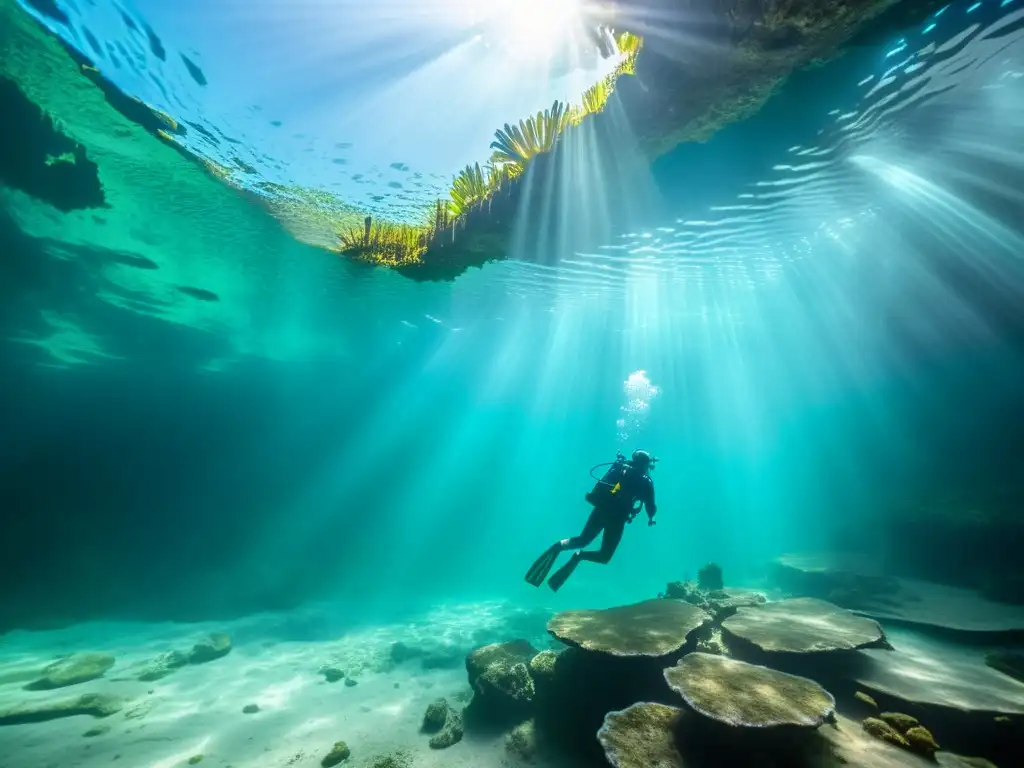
[585,452,629,506]
[586,450,659,518]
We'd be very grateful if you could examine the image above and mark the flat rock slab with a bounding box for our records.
[667,652,836,728]
[25,653,115,690]
[853,627,1024,716]
[598,702,686,768]
[854,578,1024,636]
[548,599,710,658]
[0,693,122,726]
[665,653,835,728]
[773,553,1024,635]
[722,598,888,654]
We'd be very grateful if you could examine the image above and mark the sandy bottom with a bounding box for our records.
[0,601,565,768]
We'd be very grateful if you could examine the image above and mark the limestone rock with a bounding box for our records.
[863,717,910,748]
[697,563,723,592]
[664,581,707,606]
[0,693,123,725]
[321,740,351,767]
[421,698,448,733]
[695,627,728,656]
[548,599,710,658]
[528,650,558,681]
[465,640,538,722]
[706,589,767,621]
[467,640,538,685]
[855,691,878,709]
[390,642,423,664]
[428,708,463,749]
[905,725,939,757]
[721,598,889,654]
[188,633,232,664]
[855,627,1024,716]
[664,653,836,728]
[26,652,115,690]
[137,651,188,682]
[879,712,919,733]
[344,677,358,687]
[242,704,259,714]
[504,719,538,762]
[597,702,685,768]
[321,665,345,683]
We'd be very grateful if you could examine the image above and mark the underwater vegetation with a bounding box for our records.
[336,31,643,280]
[335,0,919,281]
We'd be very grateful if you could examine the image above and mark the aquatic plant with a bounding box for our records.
[449,161,512,217]
[337,31,646,272]
[490,100,572,173]
[339,217,429,267]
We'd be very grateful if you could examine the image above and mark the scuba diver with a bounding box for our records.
[525,450,658,592]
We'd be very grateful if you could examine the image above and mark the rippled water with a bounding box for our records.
[5,0,1024,360]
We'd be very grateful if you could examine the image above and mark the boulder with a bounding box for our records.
[879,713,919,733]
[505,719,539,762]
[597,702,686,768]
[428,708,463,749]
[697,563,723,592]
[905,726,939,758]
[137,651,189,682]
[188,633,232,664]
[25,652,115,690]
[321,740,350,767]
[664,653,836,729]
[465,640,538,725]
[421,698,448,733]
[389,642,423,664]
[722,598,889,655]
[0,693,123,725]
[863,717,910,748]
[548,599,711,659]
[528,650,558,683]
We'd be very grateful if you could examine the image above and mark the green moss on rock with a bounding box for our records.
[0,693,123,726]
[505,719,538,762]
[137,651,189,682]
[664,653,835,728]
[879,712,920,734]
[421,698,449,733]
[188,633,232,664]
[905,725,939,757]
[321,740,351,767]
[25,652,115,690]
[863,717,910,748]
[428,708,463,749]
[597,702,685,768]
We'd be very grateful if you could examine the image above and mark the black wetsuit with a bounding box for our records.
[563,468,656,564]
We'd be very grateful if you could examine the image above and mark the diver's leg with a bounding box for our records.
[560,507,604,550]
[578,516,625,565]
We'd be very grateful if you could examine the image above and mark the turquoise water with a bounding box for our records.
[2,0,1024,766]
